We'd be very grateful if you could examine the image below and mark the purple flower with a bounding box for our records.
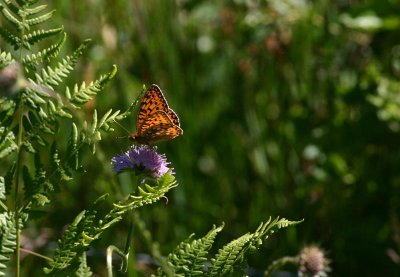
[111,145,172,179]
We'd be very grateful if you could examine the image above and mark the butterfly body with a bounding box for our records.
[129,84,183,144]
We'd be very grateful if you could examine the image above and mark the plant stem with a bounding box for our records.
[107,245,126,277]
[14,102,24,277]
[264,256,299,277]
[19,248,53,262]
[133,212,175,276]
[15,12,26,276]
[0,200,8,211]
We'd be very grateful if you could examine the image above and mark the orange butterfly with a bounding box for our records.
[128,84,183,144]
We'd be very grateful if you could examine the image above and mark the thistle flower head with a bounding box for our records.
[298,245,330,277]
[111,145,172,179]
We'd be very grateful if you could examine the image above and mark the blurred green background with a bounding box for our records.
[18,0,400,276]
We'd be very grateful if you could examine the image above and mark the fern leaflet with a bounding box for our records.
[158,224,225,276]
[0,212,17,277]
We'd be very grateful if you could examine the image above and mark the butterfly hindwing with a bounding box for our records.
[167,108,180,126]
[141,124,183,144]
[138,110,174,135]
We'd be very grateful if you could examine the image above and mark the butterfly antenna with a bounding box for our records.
[112,119,131,137]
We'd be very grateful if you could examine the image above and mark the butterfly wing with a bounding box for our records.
[167,108,180,126]
[129,84,183,144]
[140,123,183,144]
[136,84,169,131]
[129,110,182,144]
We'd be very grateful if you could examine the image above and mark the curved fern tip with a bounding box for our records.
[109,64,117,78]
[94,193,109,204]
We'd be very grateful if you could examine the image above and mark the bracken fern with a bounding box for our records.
[156,217,302,277]
[0,0,126,275]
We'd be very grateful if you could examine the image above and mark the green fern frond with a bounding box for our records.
[22,166,34,201]
[23,27,63,46]
[44,209,95,275]
[22,87,48,110]
[210,233,252,276]
[26,153,52,207]
[83,108,120,153]
[15,0,27,7]
[25,4,47,15]
[21,113,53,153]
[22,138,36,153]
[44,195,108,275]
[50,142,72,182]
[23,32,66,71]
[0,177,5,200]
[160,224,225,276]
[0,98,16,126]
[46,174,177,275]
[66,64,117,105]
[0,51,14,68]
[47,96,72,119]
[87,108,121,142]
[1,2,19,16]
[25,9,55,27]
[22,85,71,124]
[98,109,121,132]
[0,27,21,50]
[75,253,92,277]
[35,39,91,89]
[24,109,55,135]
[0,212,17,276]
[66,123,80,171]
[208,218,302,276]
[0,127,17,159]
[3,162,15,196]
[0,4,22,30]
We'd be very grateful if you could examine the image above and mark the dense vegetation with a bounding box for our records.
[1,0,399,276]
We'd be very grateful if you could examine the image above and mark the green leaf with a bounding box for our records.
[23,32,66,71]
[0,127,17,159]
[0,51,14,69]
[35,39,91,89]
[0,177,5,200]
[75,253,92,277]
[160,224,225,276]
[23,27,63,45]
[66,65,117,105]
[66,123,79,170]
[0,27,20,50]
[209,218,303,276]
[46,173,177,274]
[25,4,47,15]
[0,5,22,30]
[25,10,55,26]
[3,162,16,195]
[0,212,17,276]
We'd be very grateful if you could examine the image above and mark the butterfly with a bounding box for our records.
[128,84,183,144]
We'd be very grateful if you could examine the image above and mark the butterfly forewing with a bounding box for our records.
[136,85,169,130]
[129,84,183,144]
